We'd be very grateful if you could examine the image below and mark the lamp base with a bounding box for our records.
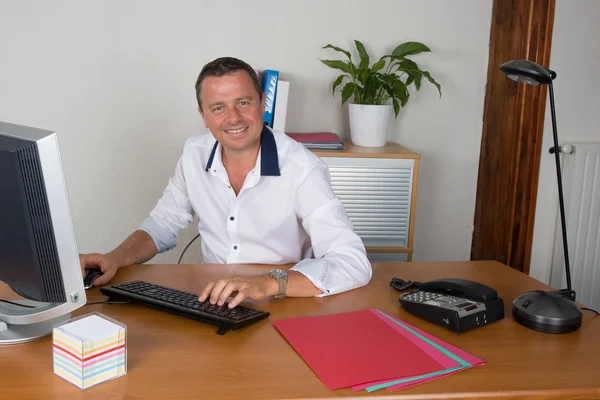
[512,290,582,334]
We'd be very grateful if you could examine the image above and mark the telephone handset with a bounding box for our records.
[417,278,499,303]
[395,278,505,333]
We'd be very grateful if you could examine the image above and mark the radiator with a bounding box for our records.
[550,142,600,311]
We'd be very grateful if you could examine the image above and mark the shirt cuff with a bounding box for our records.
[290,258,333,298]
[138,216,177,253]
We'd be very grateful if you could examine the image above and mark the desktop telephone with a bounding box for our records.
[392,278,505,333]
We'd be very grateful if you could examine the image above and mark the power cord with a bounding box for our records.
[1,299,130,308]
[85,300,130,306]
[177,233,201,264]
[390,278,420,291]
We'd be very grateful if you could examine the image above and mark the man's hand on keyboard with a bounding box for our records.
[199,275,278,309]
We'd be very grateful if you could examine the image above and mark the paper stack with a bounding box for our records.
[286,132,344,150]
[52,312,127,390]
[273,309,484,392]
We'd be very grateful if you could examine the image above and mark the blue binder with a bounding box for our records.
[261,69,279,127]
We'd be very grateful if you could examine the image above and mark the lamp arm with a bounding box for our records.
[548,82,573,293]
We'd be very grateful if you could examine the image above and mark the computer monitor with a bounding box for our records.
[0,121,86,344]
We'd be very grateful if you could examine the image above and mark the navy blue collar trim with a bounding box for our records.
[205,126,280,176]
[259,126,280,176]
[205,139,219,172]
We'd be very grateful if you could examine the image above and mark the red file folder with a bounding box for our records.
[273,309,444,390]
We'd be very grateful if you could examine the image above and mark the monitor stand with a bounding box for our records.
[0,300,72,345]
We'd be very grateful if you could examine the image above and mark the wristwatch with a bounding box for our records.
[268,269,288,299]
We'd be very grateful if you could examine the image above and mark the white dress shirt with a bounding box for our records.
[139,126,371,297]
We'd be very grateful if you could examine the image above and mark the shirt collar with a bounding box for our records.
[205,125,281,176]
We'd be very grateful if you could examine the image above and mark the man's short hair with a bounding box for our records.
[195,57,263,110]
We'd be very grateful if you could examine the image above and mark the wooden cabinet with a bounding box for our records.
[313,142,420,262]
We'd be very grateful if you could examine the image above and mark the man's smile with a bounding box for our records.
[224,126,249,136]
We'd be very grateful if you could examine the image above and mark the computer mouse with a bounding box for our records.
[83,267,103,289]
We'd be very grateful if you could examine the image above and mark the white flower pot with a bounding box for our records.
[348,104,392,147]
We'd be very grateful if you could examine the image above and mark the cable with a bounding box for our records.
[0,299,36,309]
[2,299,130,308]
[390,278,420,292]
[581,307,600,315]
[177,233,201,264]
[85,300,130,306]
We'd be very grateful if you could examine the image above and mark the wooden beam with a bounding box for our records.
[471,0,556,274]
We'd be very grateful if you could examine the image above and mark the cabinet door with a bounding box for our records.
[320,157,414,249]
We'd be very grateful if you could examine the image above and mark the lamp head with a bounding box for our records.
[499,60,556,85]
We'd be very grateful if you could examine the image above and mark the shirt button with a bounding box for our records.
[233,245,238,250]
[230,216,234,221]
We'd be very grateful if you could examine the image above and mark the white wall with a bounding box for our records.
[0,0,492,265]
[529,0,600,285]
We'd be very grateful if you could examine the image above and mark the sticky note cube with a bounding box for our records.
[52,312,126,390]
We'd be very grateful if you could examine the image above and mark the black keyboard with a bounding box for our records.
[99,280,270,335]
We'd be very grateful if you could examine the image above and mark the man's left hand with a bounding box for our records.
[199,275,278,308]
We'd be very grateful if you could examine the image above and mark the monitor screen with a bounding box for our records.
[0,121,86,344]
[0,133,65,302]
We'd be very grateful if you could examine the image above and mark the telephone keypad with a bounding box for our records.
[401,291,464,305]
[402,291,442,303]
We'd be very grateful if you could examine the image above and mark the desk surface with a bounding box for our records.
[1,261,599,400]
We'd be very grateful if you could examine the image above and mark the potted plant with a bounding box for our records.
[321,40,441,147]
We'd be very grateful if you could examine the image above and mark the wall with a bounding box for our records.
[0,0,493,265]
[529,0,600,284]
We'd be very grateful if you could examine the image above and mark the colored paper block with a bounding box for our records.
[52,312,127,390]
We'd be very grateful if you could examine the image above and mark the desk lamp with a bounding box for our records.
[499,60,583,334]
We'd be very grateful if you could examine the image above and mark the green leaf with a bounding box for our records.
[402,70,421,90]
[322,44,352,61]
[341,82,355,104]
[391,42,431,58]
[331,74,346,96]
[320,59,352,74]
[363,72,379,104]
[372,58,386,73]
[387,57,418,72]
[379,81,395,105]
[392,79,409,107]
[348,62,358,80]
[397,59,418,70]
[392,98,400,118]
[421,71,442,97]
[358,68,369,86]
[354,40,370,70]
[413,71,422,90]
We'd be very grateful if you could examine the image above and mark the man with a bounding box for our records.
[80,57,371,308]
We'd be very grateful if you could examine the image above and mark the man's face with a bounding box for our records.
[198,70,265,155]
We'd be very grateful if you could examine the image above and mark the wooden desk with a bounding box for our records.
[1,261,599,399]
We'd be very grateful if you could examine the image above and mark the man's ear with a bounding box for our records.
[198,107,209,129]
[260,92,266,115]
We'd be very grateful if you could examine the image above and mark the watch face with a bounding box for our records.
[271,269,287,278]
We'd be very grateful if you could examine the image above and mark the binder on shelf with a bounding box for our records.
[272,80,289,132]
[261,69,279,127]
